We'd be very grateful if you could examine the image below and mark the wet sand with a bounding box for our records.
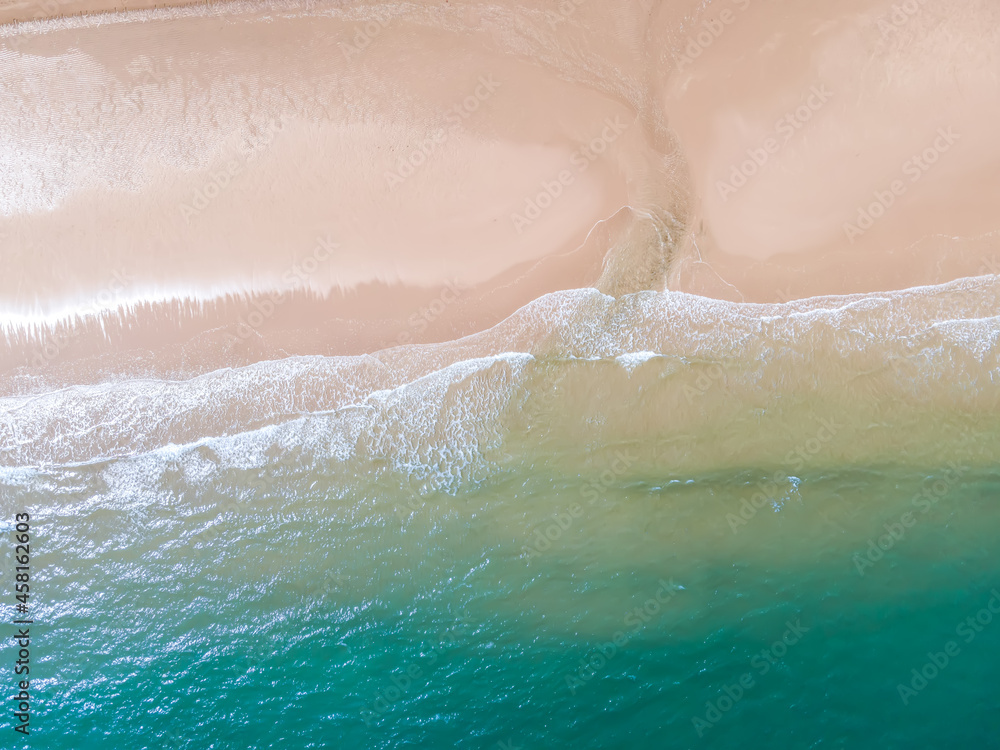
[0,0,211,26]
[1,0,998,392]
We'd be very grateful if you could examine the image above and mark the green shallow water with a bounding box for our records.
[7,461,1000,749]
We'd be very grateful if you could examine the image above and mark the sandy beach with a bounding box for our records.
[1,0,998,391]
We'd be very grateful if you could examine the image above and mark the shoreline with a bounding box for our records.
[2,0,999,391]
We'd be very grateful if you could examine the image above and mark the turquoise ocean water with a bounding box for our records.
[6,462,1000,748]
[3,284,1000,748]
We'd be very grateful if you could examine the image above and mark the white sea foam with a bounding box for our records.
[1,278,998,470]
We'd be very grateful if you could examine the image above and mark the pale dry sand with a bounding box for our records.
[1,0,998,392]
[663,0,1000,302]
